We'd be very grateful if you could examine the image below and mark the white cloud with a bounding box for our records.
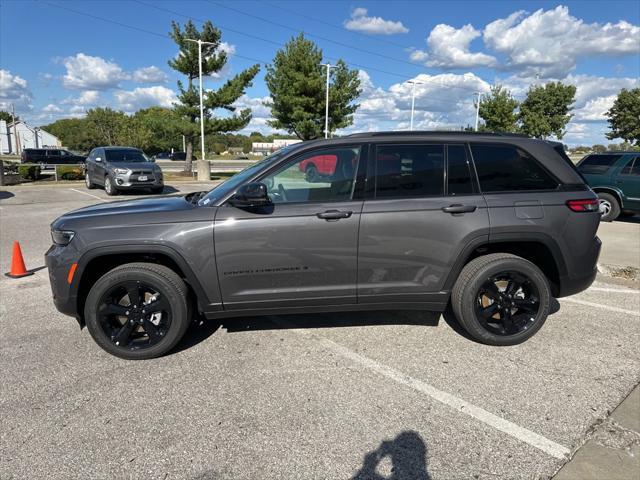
[61,53,129,90]
[132,66,168,83]
[0,69,33,111]
[62,90,100,106]
[344,7,409,35]
[411,24,497,69]
[208,42,236,79]
[114,86,177,112]
[483,6,640,78]
[42,104,62,113]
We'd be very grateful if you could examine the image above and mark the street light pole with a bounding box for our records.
[185,38,216,163]
[474,91,482,131]
[320,63,335,139]
[407,80,422,131]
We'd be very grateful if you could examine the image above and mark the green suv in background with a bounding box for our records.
[577,152,640,222]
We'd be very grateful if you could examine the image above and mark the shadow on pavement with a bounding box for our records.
[116,185,180,196]
[0,191,15,200]
[352,431,430,480]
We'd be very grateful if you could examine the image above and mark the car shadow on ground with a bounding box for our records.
[171,310,440,355]
[0,191,15,200]
[615,214,639,224]
[173,299,561,354]
[115,185,180,196]
[352,431,430,480]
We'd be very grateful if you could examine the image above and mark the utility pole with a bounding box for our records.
[320,63,335,139]
[474,92,482,132]
[10,103,19,155]
[407,80,422,131]
[185,38,216,163]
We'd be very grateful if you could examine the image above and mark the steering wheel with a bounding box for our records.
[277,183,288,203]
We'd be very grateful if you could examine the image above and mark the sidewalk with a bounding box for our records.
[554,384,640,480]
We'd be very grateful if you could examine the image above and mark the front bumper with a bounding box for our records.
[113,171,163,189]
[45,244,80,320]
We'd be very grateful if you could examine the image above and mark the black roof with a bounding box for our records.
[345,130,530,138]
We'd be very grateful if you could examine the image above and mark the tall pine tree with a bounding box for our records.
[265,34,361,140]
[169,20,259,174]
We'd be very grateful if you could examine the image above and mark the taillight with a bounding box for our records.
[566,199,599,212]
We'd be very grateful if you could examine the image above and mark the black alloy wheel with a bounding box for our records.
[474,272,540,336]
[97,281,172,350]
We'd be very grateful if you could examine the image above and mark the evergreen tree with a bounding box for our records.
[265,34,361,140]
[168,20,259,172]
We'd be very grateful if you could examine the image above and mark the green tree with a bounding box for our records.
[265,34,361,140]
[606,88,640,145]
[478,85,519,132]
[42,118,93,152]
[133,107,183,154]
[518,82,576,139]
[592,144,607,153]
[0,110,17,123]
[168,20,259,173]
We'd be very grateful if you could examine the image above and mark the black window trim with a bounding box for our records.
[445,143,478,196]
[468,141,562,195]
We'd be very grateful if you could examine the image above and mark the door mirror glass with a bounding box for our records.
[95,157,102,163]
[230,182,271,208]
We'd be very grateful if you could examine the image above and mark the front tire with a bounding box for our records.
[451,253,551,346]
[84,263,191,360]
[85,172,95,189]
[104,175,118,196]
[598,192,620,222]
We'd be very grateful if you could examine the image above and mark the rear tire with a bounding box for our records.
[451,253,551,346]
[598,192,620,222]
[84,262,190,360]
[104,175,118,196]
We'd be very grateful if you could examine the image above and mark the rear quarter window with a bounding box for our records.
[470,144,558,192]
[577,154,621,174]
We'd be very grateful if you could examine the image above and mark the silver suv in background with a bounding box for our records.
[85,146,164,195]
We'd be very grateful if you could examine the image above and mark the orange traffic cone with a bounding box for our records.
[5,241,34,278]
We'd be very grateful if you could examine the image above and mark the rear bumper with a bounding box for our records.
[556,236,601,297]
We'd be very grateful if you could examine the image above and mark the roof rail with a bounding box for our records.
[345,130,530,138]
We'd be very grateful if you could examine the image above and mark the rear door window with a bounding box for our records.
[577,154,621,174]
[471,144,558,192]
[374,144,445,198]
[620,157,640,176]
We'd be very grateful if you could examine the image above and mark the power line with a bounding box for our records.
[263,0,411,50]
[207,0,423,71]
[136,0,481,94]
[37,0,480,113]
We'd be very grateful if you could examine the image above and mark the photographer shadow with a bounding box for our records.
[352,431,430,480]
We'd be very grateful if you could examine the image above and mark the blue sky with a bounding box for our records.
[1,0,639,145]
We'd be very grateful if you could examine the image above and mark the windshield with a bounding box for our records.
[198,147,295,206]
[105,149,150,163]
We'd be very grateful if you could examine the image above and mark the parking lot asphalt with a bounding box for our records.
[1,183,639,480]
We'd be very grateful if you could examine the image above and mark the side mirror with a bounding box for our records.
[95,157,102,163]
[229,182,271,208]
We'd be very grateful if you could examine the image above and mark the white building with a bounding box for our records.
[1,120,61,154]
[251,138,301,154]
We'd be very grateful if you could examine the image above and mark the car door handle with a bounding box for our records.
[442,204,477,214]
[316,209,353,220]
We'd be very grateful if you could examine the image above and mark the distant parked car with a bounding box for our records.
[85,146,164,196]
[153,151,187,161]
[21,148,85,167]
[577,151,640,221]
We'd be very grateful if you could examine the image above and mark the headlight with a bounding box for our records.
[51,230,75,246]
[113,168,130,175]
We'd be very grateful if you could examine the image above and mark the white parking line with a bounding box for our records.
[275,318,570,459]
[588,286,640,294]
[69,188,104,201]
[562,297,640,317]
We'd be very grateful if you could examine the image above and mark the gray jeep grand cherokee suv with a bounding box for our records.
[46,132,601,360]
